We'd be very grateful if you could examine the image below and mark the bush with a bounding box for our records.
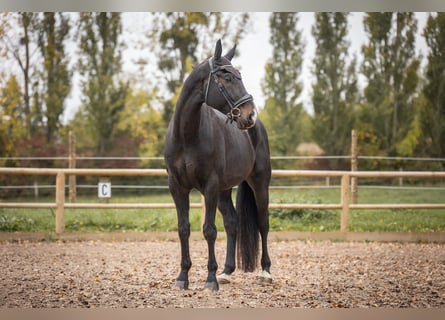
[269,195,339,231]
[0,214,36,232]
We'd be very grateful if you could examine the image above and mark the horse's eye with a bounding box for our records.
[223,74,232,81]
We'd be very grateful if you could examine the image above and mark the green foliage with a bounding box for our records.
[0,13,38,135]
[154,12,211,93]
[311,13,359,167]
[0,210,54,231]
[359,13,421,157]
[116,88,165,163]
[270,196,339,232]
[260,13,307,157]
[151,13,250,94]
[1,12,444,172]
[0,13,71,145]
[150,12,250,126]
[36,13,71,143]
[0,214,37,231]
[396,102,423,157]
[0,13,8,45]
[421,13,445,158]
[77,13,128,155]
[0,75,26,162]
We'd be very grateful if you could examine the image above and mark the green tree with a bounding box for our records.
[359,12,420,158]
[36,12,71,143]
[0,13,10,62]
[116,88,164,166]
[77,12,128,155]
[0,75,26,164]
[311,13,359,166]
[261,12,306,159]
[0,13,38,135]
[421,13,445,159]
[149,12,250,123]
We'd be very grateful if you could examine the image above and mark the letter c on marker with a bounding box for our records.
[102,183,108,196]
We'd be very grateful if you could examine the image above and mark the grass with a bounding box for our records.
[268,187,445,232]
[0,187,444,233]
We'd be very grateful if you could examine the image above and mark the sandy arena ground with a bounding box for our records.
[0,236,444,308]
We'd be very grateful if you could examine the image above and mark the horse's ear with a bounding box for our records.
[214,39,222,60]
[224,44,237,61]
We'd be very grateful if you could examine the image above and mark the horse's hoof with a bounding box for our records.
[217,273,231,284]
[203,281,219,291]
[174,280,189,290]
[257,270,272,284]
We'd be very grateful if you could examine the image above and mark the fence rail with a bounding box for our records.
[1,167,445,234]
[3,155,445,161]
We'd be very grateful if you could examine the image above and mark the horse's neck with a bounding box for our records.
[172,79,205,143]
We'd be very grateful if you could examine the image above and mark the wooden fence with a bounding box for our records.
[0,167,445,234]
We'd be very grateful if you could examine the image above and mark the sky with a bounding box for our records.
[63,12,430,123]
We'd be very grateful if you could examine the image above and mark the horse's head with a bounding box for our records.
[204,39,257,130]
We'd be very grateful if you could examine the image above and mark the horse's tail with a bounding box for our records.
[236,180,259,272]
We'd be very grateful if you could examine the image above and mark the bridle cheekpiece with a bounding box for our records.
[204,57,253,123]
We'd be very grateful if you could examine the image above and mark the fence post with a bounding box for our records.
[351,129,358,204]
[69,131,76,202]
[340,174,350,232]
[55,171,65,234]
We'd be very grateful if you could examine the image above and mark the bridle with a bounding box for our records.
[204,57,253,123]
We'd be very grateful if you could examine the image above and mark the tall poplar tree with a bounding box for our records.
[360,12,420,156]
[311,13,358,164]
[37,12,71,143]
[77,12,128,155]
[421,13,445,159]
[0,13,37,135]
[261,12,306,158]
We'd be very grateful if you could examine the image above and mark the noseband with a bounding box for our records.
[204,57,253,123]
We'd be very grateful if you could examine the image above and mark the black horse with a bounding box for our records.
[164,39,272,290]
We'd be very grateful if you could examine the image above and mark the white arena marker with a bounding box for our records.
[98,182,111,198]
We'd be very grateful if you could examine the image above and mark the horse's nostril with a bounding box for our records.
[248,112,256,124]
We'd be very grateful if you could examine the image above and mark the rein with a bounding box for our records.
[205,57,253,123]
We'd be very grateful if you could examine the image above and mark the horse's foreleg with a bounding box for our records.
[217,189,237,283]
[202,183,219,290]
[169,178,191,289]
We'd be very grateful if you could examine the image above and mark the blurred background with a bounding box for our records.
[0,12,444,200]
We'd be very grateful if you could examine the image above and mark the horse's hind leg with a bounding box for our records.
[217,189,237,283]
[169,176,191,289]
[253,183,272,284]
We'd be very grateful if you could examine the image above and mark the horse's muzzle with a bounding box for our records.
[236,105,257,130]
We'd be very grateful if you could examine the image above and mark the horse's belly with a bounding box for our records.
[171,151,253,191]
[219,150,255,188]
